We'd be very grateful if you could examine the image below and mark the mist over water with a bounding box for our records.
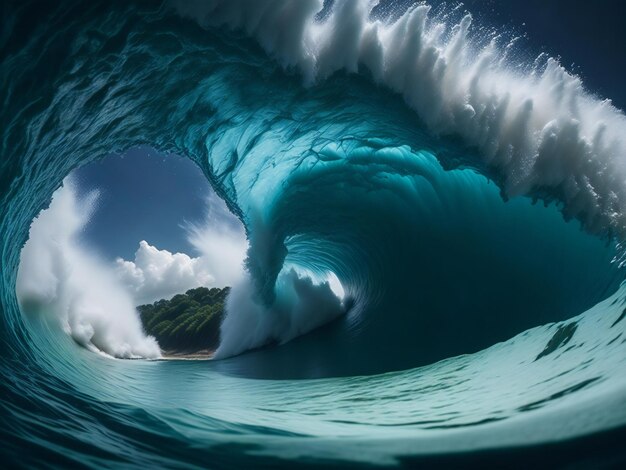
[2,0,626,467]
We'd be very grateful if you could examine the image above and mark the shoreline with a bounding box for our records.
[159,349,215,360]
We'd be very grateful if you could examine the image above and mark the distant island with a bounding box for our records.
[137,286,229,358]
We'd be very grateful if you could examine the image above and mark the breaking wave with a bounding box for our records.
[1,0,626,466]
[16,179,161,358]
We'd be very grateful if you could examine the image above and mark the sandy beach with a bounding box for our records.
[159,349,214,360]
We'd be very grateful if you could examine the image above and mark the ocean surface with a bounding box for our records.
[2,1,626,467]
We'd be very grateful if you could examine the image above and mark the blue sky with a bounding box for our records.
[73,147,212,260]
[68,148,247,304]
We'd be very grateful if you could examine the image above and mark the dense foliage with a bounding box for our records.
[137,287,229,352]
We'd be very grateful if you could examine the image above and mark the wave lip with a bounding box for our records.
[175,0,626,236]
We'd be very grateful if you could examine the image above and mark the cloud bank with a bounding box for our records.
[115,241,215,306]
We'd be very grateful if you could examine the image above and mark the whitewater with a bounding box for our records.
[1,0,626,467]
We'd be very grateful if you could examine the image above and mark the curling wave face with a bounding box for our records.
[1,0,626,466]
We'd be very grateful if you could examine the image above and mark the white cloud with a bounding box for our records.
[115,241,216,305]
[115,195,248,305]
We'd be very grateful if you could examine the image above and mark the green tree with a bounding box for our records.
[137,287,230,352]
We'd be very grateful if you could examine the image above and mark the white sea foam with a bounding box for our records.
[16,179,161,359]
[214,204,347,358]
[216,268,346,358]
[174,0,626,236]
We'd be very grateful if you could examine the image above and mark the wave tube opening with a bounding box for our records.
[2,0,626,467]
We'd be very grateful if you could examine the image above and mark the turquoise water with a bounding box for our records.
[2,1,626,467]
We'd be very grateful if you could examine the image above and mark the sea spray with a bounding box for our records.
[174,0,626,236]
[16,179,161,359]
[216,268,347,358]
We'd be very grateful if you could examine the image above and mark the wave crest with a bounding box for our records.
[175,0,626,236]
